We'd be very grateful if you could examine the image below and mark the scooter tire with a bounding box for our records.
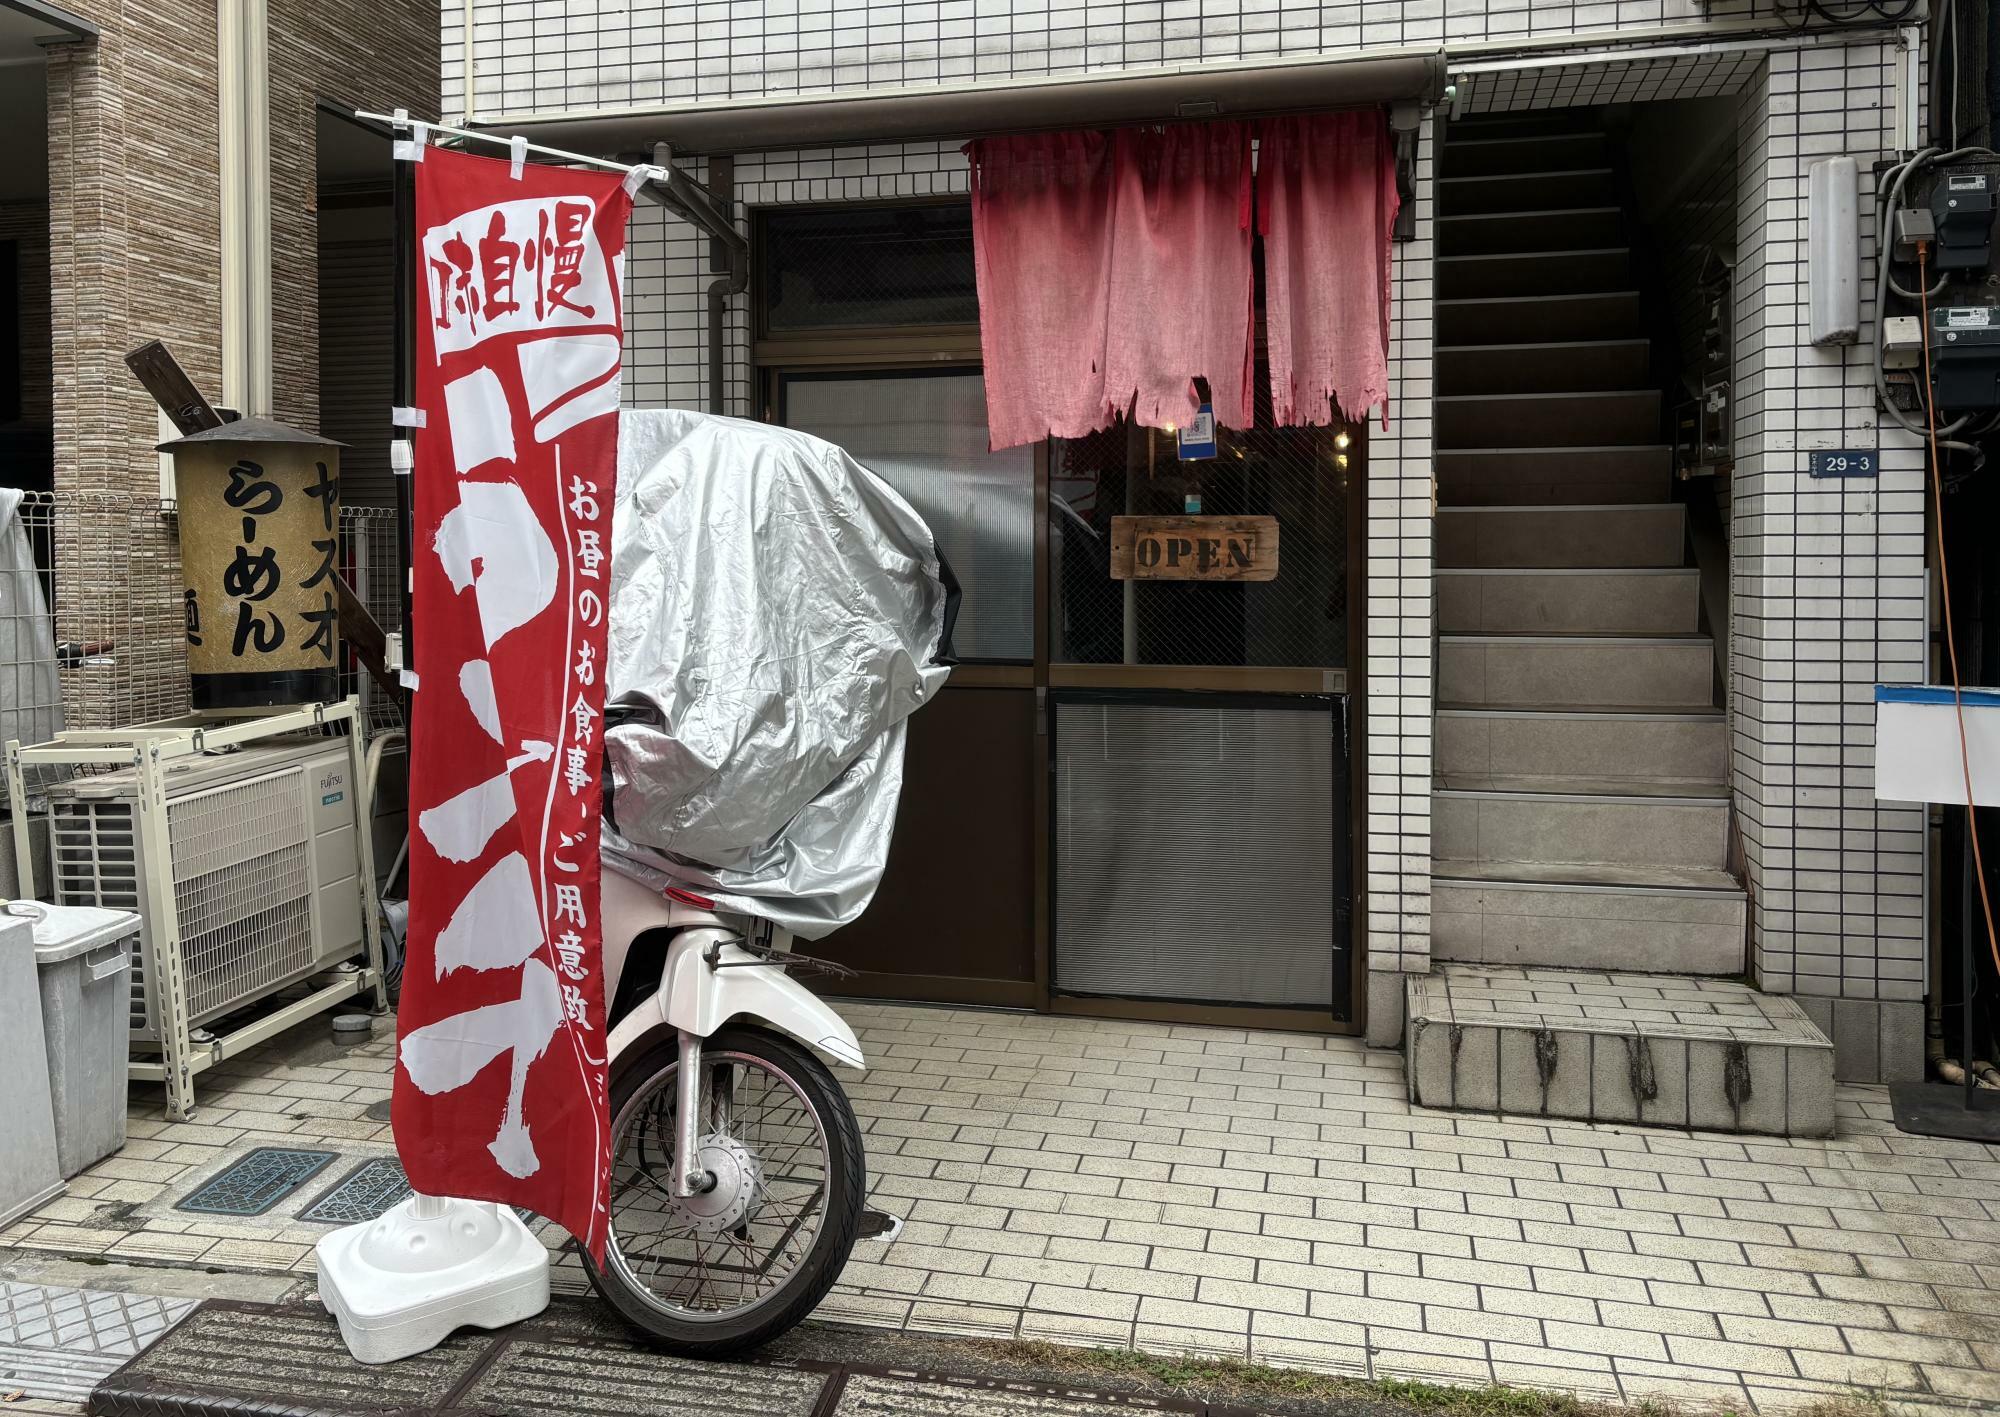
[585,1024,866,1356]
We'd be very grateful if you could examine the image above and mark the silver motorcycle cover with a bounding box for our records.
[602,408,951,938]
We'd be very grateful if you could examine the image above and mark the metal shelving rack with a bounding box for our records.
[3,698,387,1120]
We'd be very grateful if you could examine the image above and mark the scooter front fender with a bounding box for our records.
[604,928,866,1073]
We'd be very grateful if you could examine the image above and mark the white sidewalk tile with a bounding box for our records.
[3,1002,1996,1414]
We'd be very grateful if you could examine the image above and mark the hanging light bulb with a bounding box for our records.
[1334,430,1351,450]
[1336,453,1350,469]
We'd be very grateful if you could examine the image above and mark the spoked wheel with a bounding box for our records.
[585,1025,865,1354]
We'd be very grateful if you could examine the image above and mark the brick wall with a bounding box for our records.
[40,10,220,726]
[43,10,221,500]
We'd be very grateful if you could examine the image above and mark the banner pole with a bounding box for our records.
[392,140,415,684]
[389,118,442,1226]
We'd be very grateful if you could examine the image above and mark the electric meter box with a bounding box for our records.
[1930,307,2000,411]
[1929,171,1995,272]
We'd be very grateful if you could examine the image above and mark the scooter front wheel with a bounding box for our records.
[585,1024,865,1354]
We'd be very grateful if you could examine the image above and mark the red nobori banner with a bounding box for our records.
[394,145,633,1261]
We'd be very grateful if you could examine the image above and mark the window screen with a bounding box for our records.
[1053,695,1345,1011]
[1049,417,1353,669]
[783,371,1034,662]
[762,205,978,332]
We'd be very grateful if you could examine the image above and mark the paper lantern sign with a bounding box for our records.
[160,417,342,710]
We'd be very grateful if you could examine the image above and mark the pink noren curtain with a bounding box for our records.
[1258,111,1401,428]
[967,124,1253,450]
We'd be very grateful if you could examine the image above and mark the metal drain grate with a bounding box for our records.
[455,1339,827,1416]
[300,1157,411,1225]
[175,1147,337,1216]
[92,1301,489,1413]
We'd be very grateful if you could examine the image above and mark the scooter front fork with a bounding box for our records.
[673,1030,713,1198]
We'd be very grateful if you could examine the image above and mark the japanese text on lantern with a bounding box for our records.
[184,457,339,663]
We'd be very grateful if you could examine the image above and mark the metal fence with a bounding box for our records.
[337,503,405,738]
[2,492,406,810]
[3,491,189,740]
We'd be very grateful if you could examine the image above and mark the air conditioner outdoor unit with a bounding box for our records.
[43,737,365,1047]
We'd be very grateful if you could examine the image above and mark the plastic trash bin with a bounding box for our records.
[19,901,137,1177]
[0,909,63,1222]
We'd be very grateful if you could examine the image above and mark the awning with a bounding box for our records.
[474,48,1447,157]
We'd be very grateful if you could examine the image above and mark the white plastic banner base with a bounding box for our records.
[1875,684,2000,807]
[315,1194,550,1363]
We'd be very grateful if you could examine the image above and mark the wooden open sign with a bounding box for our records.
[1109,516,1279,582]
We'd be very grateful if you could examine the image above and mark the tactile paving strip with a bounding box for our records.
[0,1282,195,1403]
[175,1147,338,1217]
[298,1158,411,1226]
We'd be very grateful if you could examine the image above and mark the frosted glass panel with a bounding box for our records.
[1054,697,1342,1010]
[785,373,1034,662]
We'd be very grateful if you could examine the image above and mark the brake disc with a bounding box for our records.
[674,1133,764,1236]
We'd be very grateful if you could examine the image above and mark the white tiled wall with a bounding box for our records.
[1727,40,1928,1018]
[1365,117,1436,996]
[442,0,1801,124]
[551,6,1928,1046]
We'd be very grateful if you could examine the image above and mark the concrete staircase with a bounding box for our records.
[1410,112,1832,1136]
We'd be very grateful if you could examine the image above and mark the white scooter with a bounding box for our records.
[584,867,868,1354]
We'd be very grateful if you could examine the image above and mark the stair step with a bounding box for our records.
[1438,633,1714,709]
[1438,504,1686,567]
[1448,112,1606,141]
[1438,207,1624,256]
[1439,292,1642,344]
[1435,784,1729,871]
[1438,248,1632,299]
[1440,169,1619,215]
[1441,132,1612,177]
[1406,965,1833,1137]
[1432,867,1745,976]
[1438,772,1727,797]
[1438,708,1727,786]
[1439,341,1652,395]
[1438,390,1659,450]
[1438,567,1699,634]
[1434,859,1739,891]
[1437,447,1674,506]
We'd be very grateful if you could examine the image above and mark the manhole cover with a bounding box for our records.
[300,1157,412,1225]
[364,1098,394,1122]
[174,1147,337,1217]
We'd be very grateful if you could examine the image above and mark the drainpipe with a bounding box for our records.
[704,155,743,416]
[218,0,272,413]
